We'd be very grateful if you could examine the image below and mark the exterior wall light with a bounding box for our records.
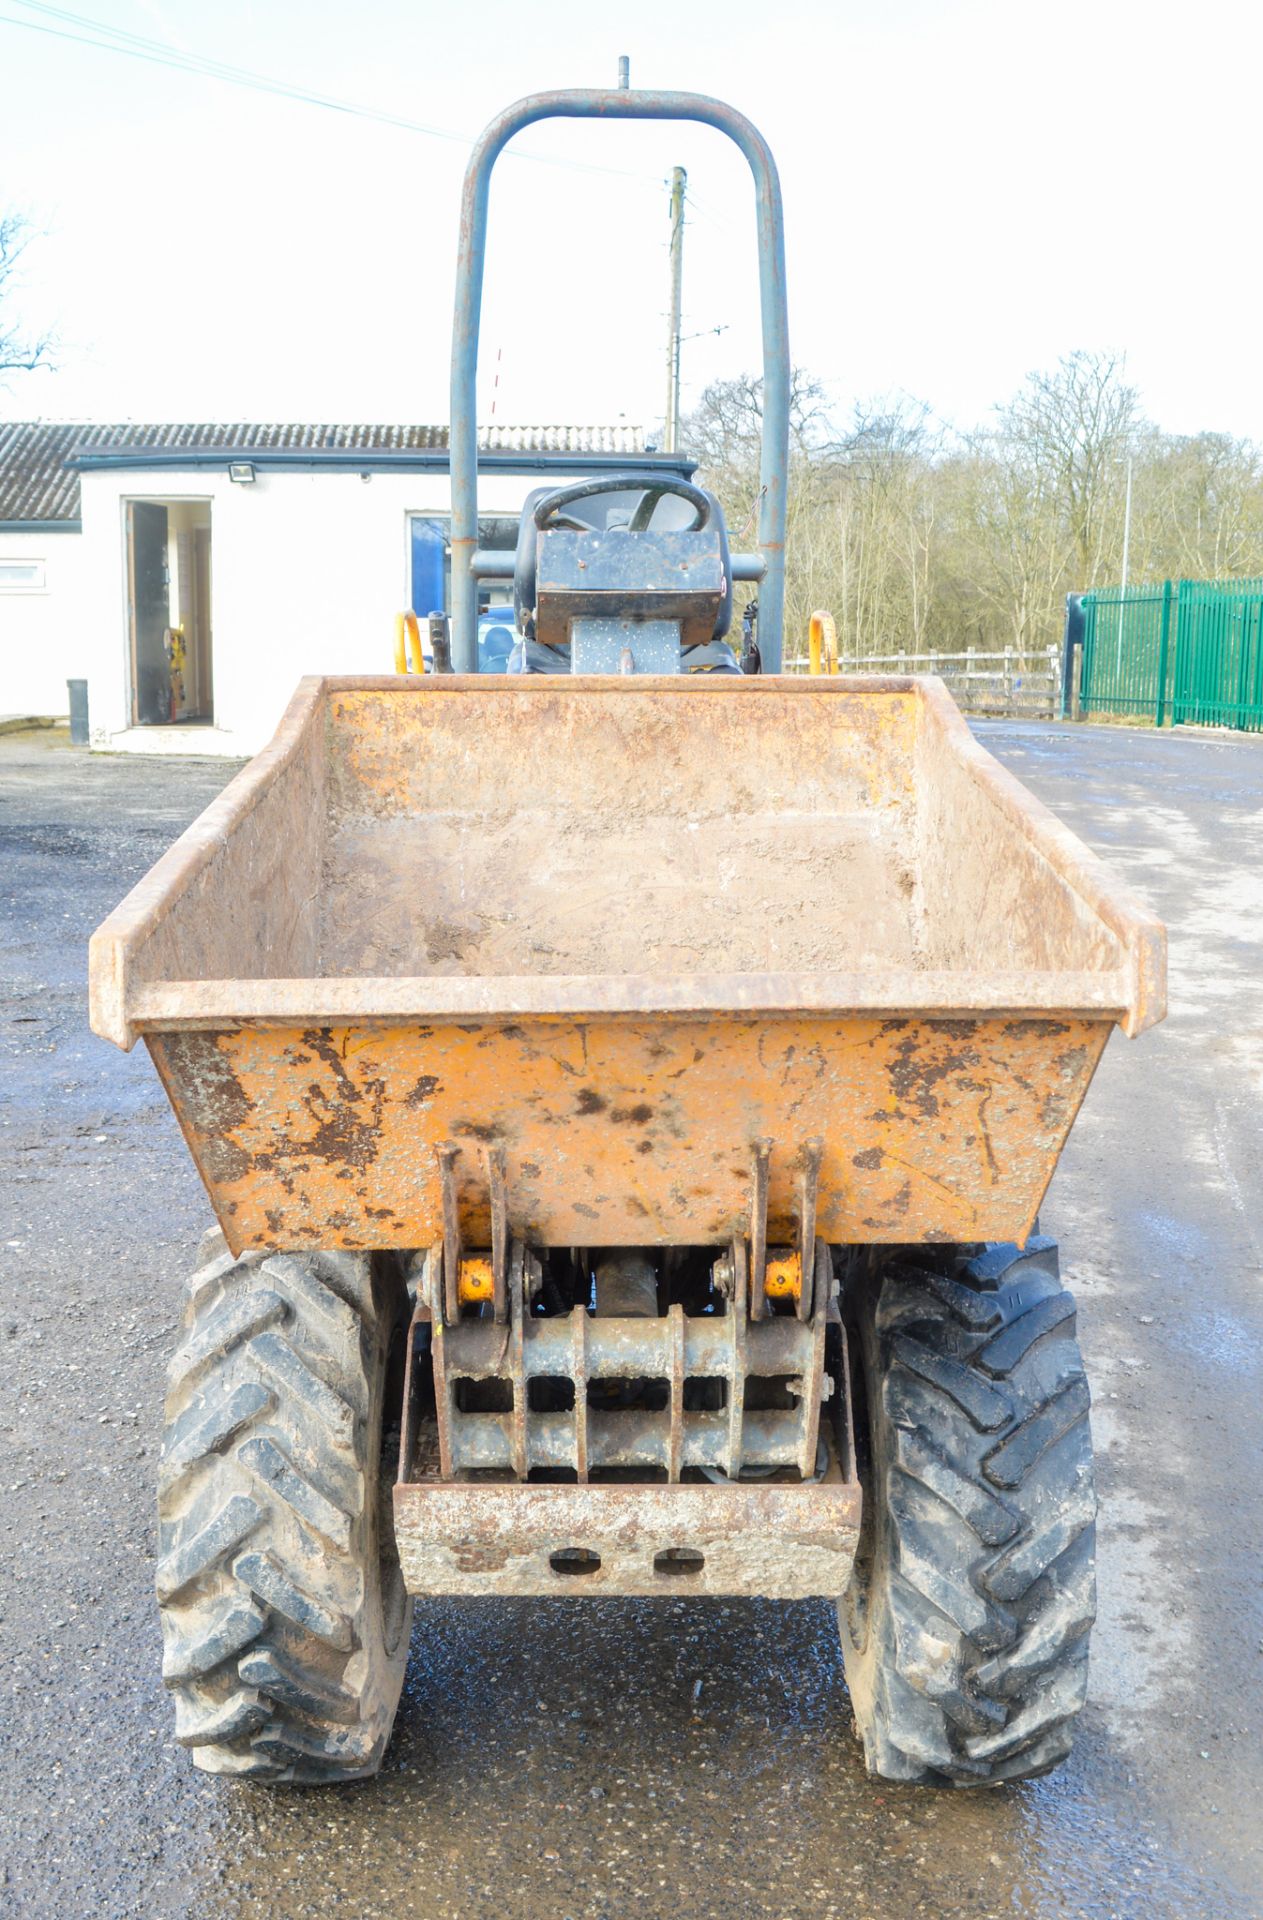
[228,462,256,484]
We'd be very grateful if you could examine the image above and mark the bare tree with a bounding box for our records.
[684,367,835,470]
[948,436,1069,656]
[0,214,55,382]
[998,350,1138,589]
[685,350,1263,669]
[1136,430,1263,581]
[683,369,841,657]
[829,402,941,656]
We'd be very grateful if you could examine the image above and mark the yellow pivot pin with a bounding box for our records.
[457,1256,495,1305]
[763,1252,802,1303]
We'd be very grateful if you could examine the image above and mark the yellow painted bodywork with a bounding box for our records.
[147,1012,1109,1255]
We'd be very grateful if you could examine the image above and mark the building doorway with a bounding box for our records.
[127,499,213,724]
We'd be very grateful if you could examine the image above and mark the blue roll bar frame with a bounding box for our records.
[449,78,791,672]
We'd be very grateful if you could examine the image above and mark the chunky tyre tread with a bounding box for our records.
[157,1242,410,1784]
[839,1237,1096,1787]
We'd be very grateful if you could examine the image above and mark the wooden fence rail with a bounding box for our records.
[816,646,1062,718]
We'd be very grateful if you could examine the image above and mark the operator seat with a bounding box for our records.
[511,472,734,662]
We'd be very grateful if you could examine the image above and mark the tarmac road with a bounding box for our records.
[0,716,1260,1920]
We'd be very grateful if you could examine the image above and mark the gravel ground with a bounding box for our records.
[0,717,1260,1920]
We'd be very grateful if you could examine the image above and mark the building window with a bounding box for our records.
[0,559,46,592]
[409,516,449,619]
[407,516,521,620]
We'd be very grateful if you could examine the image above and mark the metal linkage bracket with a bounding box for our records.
[748,1136,822,1322]
[487,1143,509,1323]
[425,1235,827,1484]
[394,1231,854,1599]
[749,1137,772,1317]
[794,1137,823,1325]
[437,1140,510,1326]
[438,1142,462,1324]
[412,1138,836,1490]
[726,1238,748,1479]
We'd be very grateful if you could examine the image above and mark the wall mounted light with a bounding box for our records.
[228,462,256,484]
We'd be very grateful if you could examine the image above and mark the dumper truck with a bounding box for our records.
[88,69,1166,1789]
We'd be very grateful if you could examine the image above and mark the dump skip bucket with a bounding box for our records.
[89,675,1164,1253]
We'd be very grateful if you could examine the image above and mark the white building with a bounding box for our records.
[0,422,691,756]
[0,422,89,723]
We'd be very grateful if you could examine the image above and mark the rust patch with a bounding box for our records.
[452,1543,513,1574]
[147,1032,254,1185]
[887,1030,980,1118]
[154,1013,1111,1251]
[405,1073,441,1108]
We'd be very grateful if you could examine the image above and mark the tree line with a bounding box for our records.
[684,351,1263,667]
[0,215,53,382]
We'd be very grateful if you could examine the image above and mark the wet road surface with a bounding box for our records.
[0,719,1260,1919]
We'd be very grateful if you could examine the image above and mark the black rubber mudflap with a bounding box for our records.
[838,1238,1096,1786]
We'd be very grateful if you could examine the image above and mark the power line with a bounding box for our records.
[683,187,741,244]
[0,1,660,183]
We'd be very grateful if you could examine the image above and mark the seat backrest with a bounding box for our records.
[513,477,733,645]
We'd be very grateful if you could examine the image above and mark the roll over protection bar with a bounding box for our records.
[449,68,791,672]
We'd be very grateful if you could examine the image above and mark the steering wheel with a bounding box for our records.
[532,473,714,534]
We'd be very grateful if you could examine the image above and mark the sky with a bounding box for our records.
[1,0,1261,442]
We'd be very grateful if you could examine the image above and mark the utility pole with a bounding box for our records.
[664,165,686,452]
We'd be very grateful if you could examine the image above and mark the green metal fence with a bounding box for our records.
[1077,576,1263,730]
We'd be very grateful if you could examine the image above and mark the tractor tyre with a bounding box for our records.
[156,1239,412,1782]
[838,1237,1097,1786]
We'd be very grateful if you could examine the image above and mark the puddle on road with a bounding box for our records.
[183,1599,1251,1920]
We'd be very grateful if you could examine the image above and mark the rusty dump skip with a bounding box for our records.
[88,674,1165,1254]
